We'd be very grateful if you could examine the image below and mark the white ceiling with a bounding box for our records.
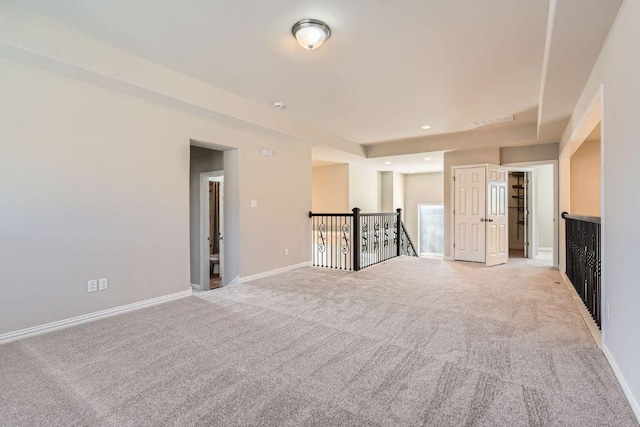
[7,0,622,157]
[313,147,445,174]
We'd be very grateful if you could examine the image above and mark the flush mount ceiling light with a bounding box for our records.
[273,101,285,109]
[420,125,432,130]
[424,157,432,161]
[384,161,392,165]
[292,19,331,50]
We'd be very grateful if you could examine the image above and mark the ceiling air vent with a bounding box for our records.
[470,114,514,128]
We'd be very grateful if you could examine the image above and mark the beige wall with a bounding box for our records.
[312,164,349,213]
[535,164,555,249]
[380,171,404,213]
[570,139,601,216]
[380,172,393,212]
[560,0,640,409]
[404,173,444,248]
[349,164,380,212]
[443,147,501,258]
[393,172,405,213]
[501,143,559,164]
[0,58,311,335]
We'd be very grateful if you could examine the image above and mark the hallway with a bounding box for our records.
[1,257,635,426]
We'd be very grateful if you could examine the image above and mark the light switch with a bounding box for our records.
[251,200,258,208]
[98,278,108,291]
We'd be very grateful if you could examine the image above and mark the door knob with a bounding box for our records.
[480,218,485,222]
[488,219,494,222]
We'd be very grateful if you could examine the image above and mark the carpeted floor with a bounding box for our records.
[1,257,637,426]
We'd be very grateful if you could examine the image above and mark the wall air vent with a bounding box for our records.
[470,114,514,128]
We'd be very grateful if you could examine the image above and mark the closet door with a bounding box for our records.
[486,164,509,266]
[454,167,486,262]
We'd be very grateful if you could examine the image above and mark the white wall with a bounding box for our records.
[560,0,640,417]
[349,164,380,212]
[312,164,349,213]
[536,164,554,249]
[404,173,444,248]
[0,58,311,335]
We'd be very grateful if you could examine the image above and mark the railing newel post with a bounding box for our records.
[352,208,361,271]
[396,208,402,257]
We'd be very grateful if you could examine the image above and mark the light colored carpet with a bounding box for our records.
[0,257,636,426]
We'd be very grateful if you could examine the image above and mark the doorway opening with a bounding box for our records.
[190,145,224,291]
[204,174,224,289]
[508,171,530,259]
[504,163,557,267]
[418,204,444,258]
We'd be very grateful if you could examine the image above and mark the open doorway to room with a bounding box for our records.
[504,162,557,267]
[203,173,224,289]
[190,145,224,291]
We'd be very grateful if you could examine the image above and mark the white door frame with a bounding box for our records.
[503,160,559,268]
[200,170,224,289]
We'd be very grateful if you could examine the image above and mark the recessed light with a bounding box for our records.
[273,101,285,109]
[424,157,431,161]
[421,125,431,130]
[384,161,392,165]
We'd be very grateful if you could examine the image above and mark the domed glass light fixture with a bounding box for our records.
[292,19,331,50]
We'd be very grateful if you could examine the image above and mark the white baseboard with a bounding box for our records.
[0,289,192,345]
[241,261,311,283]
[538,247,553,252]
[443,256,453,261]
[602,344,640,423]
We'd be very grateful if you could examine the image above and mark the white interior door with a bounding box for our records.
[218,179,224,281]
[454,167,486,262]
[486,164,508,266]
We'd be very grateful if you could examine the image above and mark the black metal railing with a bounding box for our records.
[400,222,418,257]
[562,212,601,328]
[309,208,418,271]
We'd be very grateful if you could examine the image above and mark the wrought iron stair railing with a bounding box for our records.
[561,212,601,328]
[309,208,418,271]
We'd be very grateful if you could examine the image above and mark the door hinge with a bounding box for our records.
[453,243,456,248]
[453,209,455,215]
[453,176,456,181]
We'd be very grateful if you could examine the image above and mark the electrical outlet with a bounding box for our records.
[607,302,610,320]
[98,278,108,291]
[250,200,258,208]
[285,248,289,256]
[87,280,98,293]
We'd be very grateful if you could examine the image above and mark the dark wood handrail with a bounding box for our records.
[309,211,354,217]
[561,212,601,224]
